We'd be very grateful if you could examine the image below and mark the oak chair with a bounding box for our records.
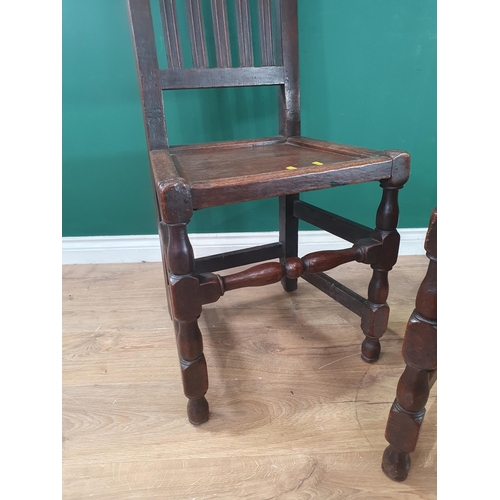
[382,208,437,481]
[127,0,410,424]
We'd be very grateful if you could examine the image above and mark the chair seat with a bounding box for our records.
[162,136,394,209]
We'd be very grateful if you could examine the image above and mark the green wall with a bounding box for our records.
[62,0,436,236]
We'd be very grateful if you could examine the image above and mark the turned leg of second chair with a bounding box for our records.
[382,209,437,480]
[382,362,433,480]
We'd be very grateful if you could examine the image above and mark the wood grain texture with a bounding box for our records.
[211,0,232,68]
[257,0,275,66]
[235,0,253,67]
[160,0,183,69]
[167,138,393,209]
[63,256,436,499]
[160,66,285,89]
[185,0,209,68]
[128,0,169,149]
[278,0,300,136]
[383,209,437,481]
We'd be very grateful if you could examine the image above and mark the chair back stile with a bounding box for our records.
[128,0,300,150]
[128,0,170,150]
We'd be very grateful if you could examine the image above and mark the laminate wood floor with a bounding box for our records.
[62,256,436,499]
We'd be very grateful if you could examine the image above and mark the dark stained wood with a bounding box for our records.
[211,0,232,68]
[235,0,253,67]
[166,221,209,425]
[287,136,381,159]
[127,0,169,149]
[127,0,412,425]
[160,66,284,89]
[169,140,393,209]
[382,150,411,188]
[170,136,285,153]
[194,242,283,273]
[382,208,437,481]
[148,149,180,186]
[160,0,183,69]
[222,262,284,291]
[204,245,364,294]
[279,194,299,291]
[170,141,388,183]
[185,0,208,68]
[272,0,283,66]
[302,247,363,273]
[302,272,366,317]
[165,224,194,276]
[278,0,300,137]
[198,272,225,304]
[293,200,373,243]
[360,186,402,362]
[188,157,392,209]
[257,0,275,66]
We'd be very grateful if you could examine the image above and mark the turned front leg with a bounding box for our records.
[174,319,209,424]
[167,222,209,424]
[382,208,437,481]
[361,185,401,361]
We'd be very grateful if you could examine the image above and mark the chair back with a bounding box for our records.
[128,0,300,149]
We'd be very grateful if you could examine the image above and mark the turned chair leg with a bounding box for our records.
[382,208,437,480]
[382,366,431,480]
[161,220,209,425]
[279,194,299,292]
[361,184,401,361]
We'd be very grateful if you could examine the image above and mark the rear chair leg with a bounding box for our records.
[279,194,299,292]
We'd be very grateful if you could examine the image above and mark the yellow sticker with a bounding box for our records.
[312,161,323,166]
[286,166,297,170]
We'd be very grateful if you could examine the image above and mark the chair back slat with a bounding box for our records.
[185,0,209,68]
[235,0,253,67]
[211,0,232,67]
[272,0,282,65]
[257,0,274,66]
[160,0,183,68]
[128,0,300,146]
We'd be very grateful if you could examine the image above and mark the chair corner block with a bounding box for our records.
[382,149,411,188]
[157,178,193,223]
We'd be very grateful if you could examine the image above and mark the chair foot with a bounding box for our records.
[361,336,380,362]
[382,444,410,481]
[187,396,209,425]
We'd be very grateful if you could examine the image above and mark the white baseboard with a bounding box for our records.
[62,229,426,265]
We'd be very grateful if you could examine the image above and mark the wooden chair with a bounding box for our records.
[382,208,437,480]
[127,0,410,424]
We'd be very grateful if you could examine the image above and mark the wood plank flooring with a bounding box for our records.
[62,256,436,499]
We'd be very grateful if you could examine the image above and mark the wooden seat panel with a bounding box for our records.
[165,136,393,208]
